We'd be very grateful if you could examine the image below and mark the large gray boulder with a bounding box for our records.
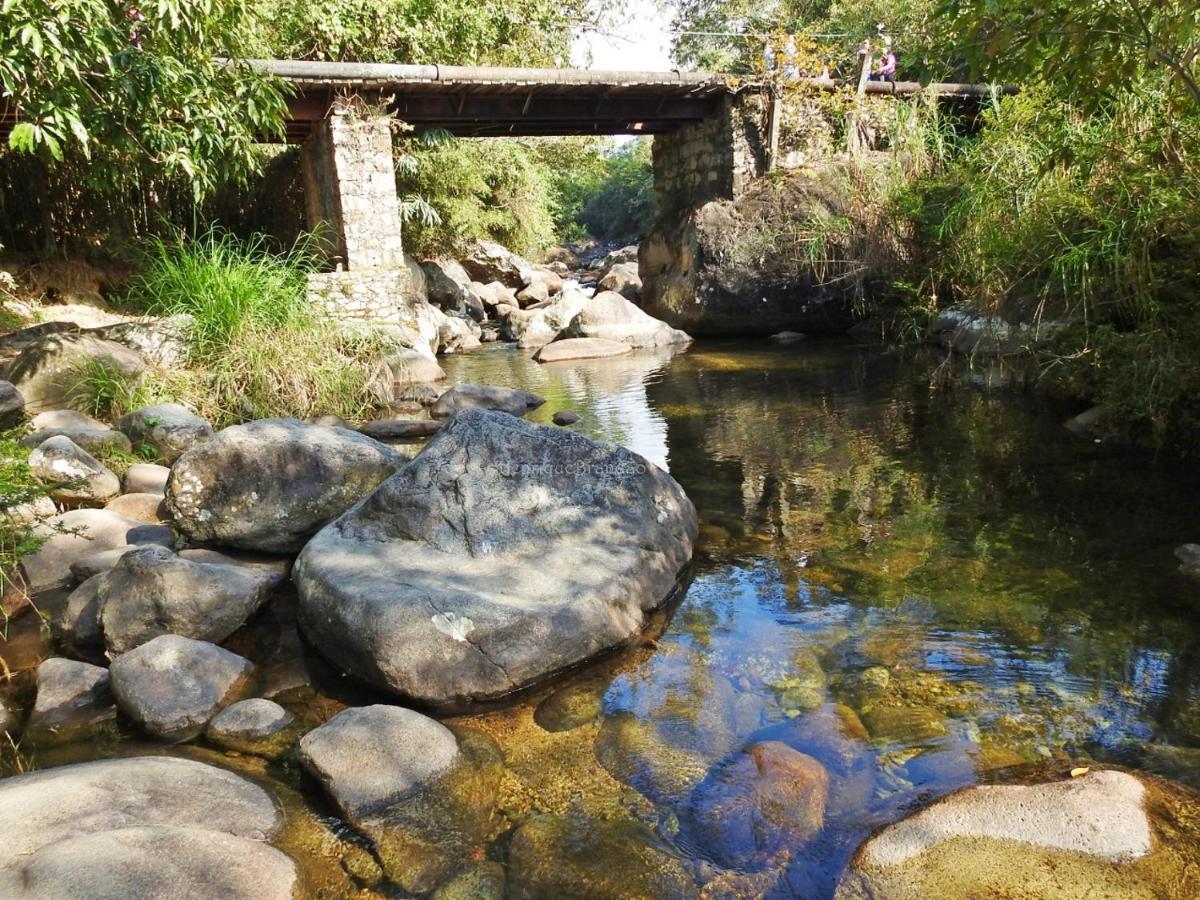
[166,418,403,552]
[20,409,132,454]
[299,705,460,822]
[28,435,120,506]
[21,508,173,592]
[24,657,115,745]
[5,331,146,411]
[108,635,253,741]
[598,260,642,300]
[118,403,213,463]
[295,408,698,705]
[430,384,545,420]
[565,291,691,348]
[57,545,282,655]
[834,770,1192,899]
[461,239,535,289]
[421,259,474,313]
[0,756,293,900]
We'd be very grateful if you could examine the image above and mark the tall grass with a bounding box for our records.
[123,229,391,427]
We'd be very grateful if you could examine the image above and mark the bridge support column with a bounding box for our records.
[651,94,769,224]
[300,107,419,320]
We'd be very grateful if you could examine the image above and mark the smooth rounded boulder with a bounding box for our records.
[565,290,692,348]
[295,408,698,706]
[835,769,1200,899]
[166,417,403,552]
[0,756,294,900]
[430,384,545,419]
[24,657,116,745]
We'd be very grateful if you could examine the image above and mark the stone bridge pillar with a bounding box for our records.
[299,106,421,320]
[650,93,769,224]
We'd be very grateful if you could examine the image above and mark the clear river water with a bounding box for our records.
[4,338,1200,897]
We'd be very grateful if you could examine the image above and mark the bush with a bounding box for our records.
[0,438,54,623]
[578,140,655,241]
[123,229,390,427]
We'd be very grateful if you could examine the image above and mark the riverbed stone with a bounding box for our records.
[534,337,632,363]
[300,705,460,820]
[429,383,545,419]
[461,239,535,289]
[20,409,132,454]
[552,409,581,426]
[205,698,297,757]
[118,403,213,463]
[834,770,1185,899]
[105,491,169,523]
[421,258,474,313]
[123,462,170,495]
[1176,544,1200,578]
[28,434,120,505]
[508,814,697,900]
[431,862,507,900]
[597,261,642,300]
[861,705,948,745]
[21,508,173,592]
[295,408,697,705]
[687,741,829,868]
[167,417,403,552]
[109,635,253,741]
[533,677,608,732]
[360,417,442,441]
[565,290,691,348]
[0,379,24,425]
[0,756,291,900]
[24,657,115,745]
[59,544,280,655]
[5,332,146,410]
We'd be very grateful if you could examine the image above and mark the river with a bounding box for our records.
[5,337,1200,896]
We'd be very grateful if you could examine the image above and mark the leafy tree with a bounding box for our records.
[0,0,286,197]
[578,138,654,240]
[938,0,1200,110]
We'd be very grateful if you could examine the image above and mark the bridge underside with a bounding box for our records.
[265,60,729,141]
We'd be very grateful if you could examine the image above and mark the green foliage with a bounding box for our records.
[124,230,390,426]
[64,358,168,423]
[254,0,599,66]
[578,139,655,241]
[0,0,286,198]
[939,0,1200,112]
[0,438,52,606]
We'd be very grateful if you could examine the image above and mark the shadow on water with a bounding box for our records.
[4,337,1200,897]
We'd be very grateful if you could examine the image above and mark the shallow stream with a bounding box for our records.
[5,338,1200,897]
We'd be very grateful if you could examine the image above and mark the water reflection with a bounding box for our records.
[5,338,1200,897]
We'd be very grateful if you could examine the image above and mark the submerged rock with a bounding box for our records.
[205,698,297,758]
[167,418,403,552]
[57,545,280,655]
[431,862,507,900]
[429,383,545,419]
[299,705,461,821]
[24,657,116,745]
[552,410,581,426]
[108,635,253,742]
[28,435,120,506]
[118,403,212,462]
[508,814,696,899]
[533,677,609,732]
[301,707,502,892]
[686,741,828,868]
[295,408,697,706]
[0,756,293,900]
[834,770,1198,899]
